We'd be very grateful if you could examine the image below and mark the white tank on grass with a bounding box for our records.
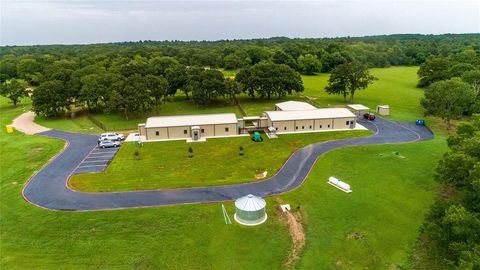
[234,194,267,226]
[328,176,351,192]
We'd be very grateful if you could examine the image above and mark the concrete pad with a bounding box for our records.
[11,111,51,135]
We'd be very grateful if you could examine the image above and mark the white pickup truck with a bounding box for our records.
[98,132,125,142]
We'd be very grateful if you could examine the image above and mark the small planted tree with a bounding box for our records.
[133,149,141,160]
[188,146,193,158]
[239,146,244,156]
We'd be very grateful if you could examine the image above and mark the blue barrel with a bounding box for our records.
[416,119,425,126]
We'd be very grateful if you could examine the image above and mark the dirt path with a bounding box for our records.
[11,111,50,135]
[284,210,306,269]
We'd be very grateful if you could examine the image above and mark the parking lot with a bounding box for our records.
[73,146,120,174]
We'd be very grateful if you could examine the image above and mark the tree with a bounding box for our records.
[165,65,187,97]
[149,56,179,76]
[0,79,27,106]
[273,50,297,70]
[236,63,303,99]
[462,70,480,99]
[417,57,451,87]
[189,69,225,105]
[421,79,475,129]
[16,58,41,81]
[297,54,321,75]
[32,80,70,116]
[145,74,168,109]
[188,146,193,158]
[325,61,376,103]
[224,78,241,103]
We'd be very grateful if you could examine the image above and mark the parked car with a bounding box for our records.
[98,140,121,148]
[363,113,376,121]
[99,132,124,142]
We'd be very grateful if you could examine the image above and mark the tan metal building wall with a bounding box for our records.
[333,117,356,129]
[146,127,168,140]
[294,120,315,131]
[214,123,237,136]
[314,119,334,130]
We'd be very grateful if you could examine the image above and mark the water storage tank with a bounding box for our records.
[328,176,351,192]
[234,194,267,226]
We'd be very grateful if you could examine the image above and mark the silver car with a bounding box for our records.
[98,140,120,148]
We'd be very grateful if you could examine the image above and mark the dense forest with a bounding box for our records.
[0,34,479,118]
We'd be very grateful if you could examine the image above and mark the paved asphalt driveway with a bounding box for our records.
[22,117,433,211]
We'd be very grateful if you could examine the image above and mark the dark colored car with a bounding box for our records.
[363,113,376,121]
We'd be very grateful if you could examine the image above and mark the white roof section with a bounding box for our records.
[377,105,389,108]
[347,104,370,111]
[275,101,317,111]
[264,108,356,121]
[145,113,237,128]
[235,194,266,211]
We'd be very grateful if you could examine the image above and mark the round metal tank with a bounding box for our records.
[234,194,267,226]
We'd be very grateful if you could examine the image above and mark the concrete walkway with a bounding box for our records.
[22,117,433,211]
[11,111,51,135]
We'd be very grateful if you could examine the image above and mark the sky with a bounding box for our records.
[1,0,479,45]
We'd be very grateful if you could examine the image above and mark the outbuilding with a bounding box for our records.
[139,113,238,141]
[263,108,357,133]
[376,105,390,116]
[234,194,267,226]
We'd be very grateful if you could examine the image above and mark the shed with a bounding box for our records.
[234,194,267,226]
[376,105,390,116]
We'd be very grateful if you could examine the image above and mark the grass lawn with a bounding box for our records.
[280,137,447,268]
[35,115,104,134]
[69,130,371,192]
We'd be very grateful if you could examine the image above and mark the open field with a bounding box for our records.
[69,130,371,191]
[280,137,447,268]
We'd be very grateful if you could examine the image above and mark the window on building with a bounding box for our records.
[319,125,322,128]
[284,127,287,131]
[302,126,305,129]
[184,130,187,134]
[155,131,159,136]
[346,121,350,125]
[309,125,312,129]
[225,127,229,132]
[296,126,298,130]
[275,127,278,131]
[328,125,330,128]
[201,129,205,133]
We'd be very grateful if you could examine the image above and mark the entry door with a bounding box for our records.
[193,131,199,140]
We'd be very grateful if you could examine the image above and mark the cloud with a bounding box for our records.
[1,0,479,45]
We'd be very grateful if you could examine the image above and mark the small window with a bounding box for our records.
[319,125,322,128]
[275,127,278,131]
[201,129,205,133]
[184,130,187,134]
[302,126,305,130]
[284,127,287,131]
[328,125,330,128]
[225,127,229,132]
[296,126,298,130]
[346,121,350,125]
[309,125,312,129]
[155,131,159,136]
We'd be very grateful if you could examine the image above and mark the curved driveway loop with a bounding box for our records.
[23,118,433,211]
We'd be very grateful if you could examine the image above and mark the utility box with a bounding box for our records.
[376,105,390,116]
[6,125,14,134]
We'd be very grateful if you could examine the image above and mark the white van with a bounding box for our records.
[99,132,125,142]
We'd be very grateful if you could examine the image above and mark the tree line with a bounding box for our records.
[419,47,480,128]
[411,118,480,268]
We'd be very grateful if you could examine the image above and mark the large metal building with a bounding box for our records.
[263,108,357,133]
[138,113,238,141]
[234,194,267,226]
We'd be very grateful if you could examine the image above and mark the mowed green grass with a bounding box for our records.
[35,115,104,134]
[69,130,371,192]
[0,97,291,269]
[280,138,447,268]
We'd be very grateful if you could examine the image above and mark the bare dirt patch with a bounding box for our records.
[11,111,50,135]
[276,199,306,269]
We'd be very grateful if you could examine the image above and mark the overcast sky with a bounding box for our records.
[1,0,479,45]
